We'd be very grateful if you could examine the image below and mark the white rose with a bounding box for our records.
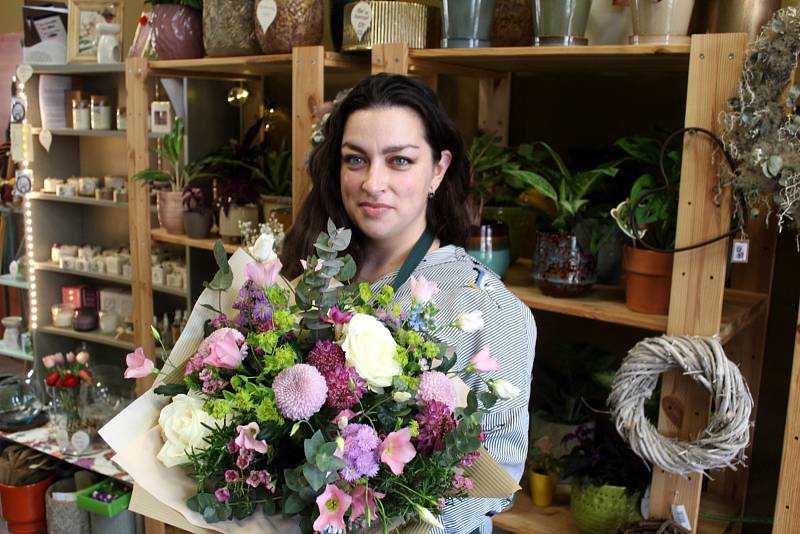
[250,233,276,263]
[341,314,401,391]
[454,311,484,332]
[156,394,219,468]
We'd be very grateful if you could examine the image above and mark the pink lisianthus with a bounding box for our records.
[235,422,268,454]
[409,275,439,304]
[313,484,351,532]
[378,427,416,475]
[124,347,155,379]
[203,329,246,369]
[469,346,498,373]
[323,306,353,325]
[349,485,385,522]
[244,258,282,288]
[331,409,361,429]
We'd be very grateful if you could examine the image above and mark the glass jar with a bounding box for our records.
[72,99,90,130]
[51,304,75,327]
[116,107,127,130]
[255,0,323,54]
[90,95,111,130]
[47,383,96,455]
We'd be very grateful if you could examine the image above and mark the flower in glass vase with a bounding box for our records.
[42,350,95,455]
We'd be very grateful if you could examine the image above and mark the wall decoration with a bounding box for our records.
[608,335,753,475]
[67,0,124,64]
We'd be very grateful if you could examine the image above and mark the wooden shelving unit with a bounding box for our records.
[34,262,186,297]
[150,228,239,255]
[37,324,134,351]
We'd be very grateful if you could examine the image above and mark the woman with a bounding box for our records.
[282,74,535,534]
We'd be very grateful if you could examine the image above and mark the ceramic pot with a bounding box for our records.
[532,232,596,297]
[707,0,781,41]
[482,206,536,264]
[255,0,323,54]
[0,476,55,534]
[1,316,22,350]
[152,4,205,60]
[441,0,496,48]
[467,221,511,278]
[219,205,259,243]
[491,0,533,46]
[203,0,259,56]
[529,471,558,507]
[570,484,642,534]
[184,210,214,239]
[157,191,185,235]
[531,0,593,46]
[629,0,696,45]
[623,246,674,315]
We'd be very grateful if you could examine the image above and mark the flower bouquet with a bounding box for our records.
[100,223,520,533]
[43,350,95,455]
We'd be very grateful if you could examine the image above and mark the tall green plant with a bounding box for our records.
[264,139,292,197]
[132,119,210,192]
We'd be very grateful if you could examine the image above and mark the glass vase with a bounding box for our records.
[47,384,95,455]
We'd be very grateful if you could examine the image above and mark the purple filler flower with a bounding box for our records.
[325,366,366,410]
[339,423,380,482]
[415,400,456,455]
[306,340,345,376]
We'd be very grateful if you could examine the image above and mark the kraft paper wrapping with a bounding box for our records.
[100,249,520,533]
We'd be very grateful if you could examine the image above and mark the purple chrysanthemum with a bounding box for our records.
[273,364,328,420]
[415,400,456,454]
[325,366,366,409]
[339,423,380,482]
[458,450,481,468]
[306,340,345,375]
[417,371,456,412]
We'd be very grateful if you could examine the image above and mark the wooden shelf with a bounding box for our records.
[30,63,125,75]
[409,44,691,74]
[151,227,240,254]
[37,324,134,351]
[35,262,186,297]
[27,191,127,209]
[148,51,368,78]
[0,345,34,362]
[0,274,28,290]
[493,491,735,534]
[504,261,767,344]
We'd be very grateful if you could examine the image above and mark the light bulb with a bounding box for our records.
[227,87,250,107]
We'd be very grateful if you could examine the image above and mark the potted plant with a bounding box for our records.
[0,446,58,534]
[511,142,620,296]
[182,185,213,239]
[146,0,205,60]
[528,436,560,507]
[561,425,650,534]
[611,135,679,315]
[260,138,292,229]
[133,119,212,235]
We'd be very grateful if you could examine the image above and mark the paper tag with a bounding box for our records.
[16,64,33,84]
[10,124,25,162]
[39,128,52,152]
[71,430,91,455]
[256,0,277,32]
[671,504,693,531]
[731,239,749,263]
[351,1,372,41]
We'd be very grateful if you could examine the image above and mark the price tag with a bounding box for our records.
[71,430,91,455]
[351,1,372,42]
[15,64,33,85]
[256,0,277,32]
[39,128,52,152]
[731,239,749,263]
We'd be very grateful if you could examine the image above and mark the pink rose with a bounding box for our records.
[202,329,246,369]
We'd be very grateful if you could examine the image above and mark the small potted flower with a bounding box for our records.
[528,436,560,507]
[182,185,213,239]
[42,350,95,455]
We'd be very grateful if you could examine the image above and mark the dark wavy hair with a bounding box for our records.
[280,74,471,279]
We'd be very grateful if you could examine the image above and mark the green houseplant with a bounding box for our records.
[510,142,620,296]
[260,139,293,229]
[146,0,205,60]
[611,135,680,315]
[133,119,211,235]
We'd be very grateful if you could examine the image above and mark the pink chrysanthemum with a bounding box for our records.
[306,340,346,375]
[325,366,366,409]
[417,371,456,412]
[273,364,328,420]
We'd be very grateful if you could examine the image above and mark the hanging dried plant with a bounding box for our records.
[721,7,800,238]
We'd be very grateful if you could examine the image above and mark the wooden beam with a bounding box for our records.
[126,57,156,396]
[648,33,747,528]
[371,43,410,75]
[291,46,324,220]
[478,74,511,145]
[773,302,800,533]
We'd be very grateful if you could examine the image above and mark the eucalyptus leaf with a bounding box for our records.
[315,442,345,472]
[302,463,326,491]
[213,240,231,273]
[283,493,309,515]
[304,431,326,462]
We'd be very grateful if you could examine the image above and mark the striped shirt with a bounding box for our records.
[372,245,537,534]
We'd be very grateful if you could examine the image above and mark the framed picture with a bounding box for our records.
[67,0,124,63]
[150,101,173,134]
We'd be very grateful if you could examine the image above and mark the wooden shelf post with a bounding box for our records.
[648,33,748,528]
[478,74,511,145]
[291,46,325,219]
[371,43,410,75]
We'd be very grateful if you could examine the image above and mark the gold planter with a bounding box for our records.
[342,1,439,51]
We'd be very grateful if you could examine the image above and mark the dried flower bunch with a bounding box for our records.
[721,7,800,236]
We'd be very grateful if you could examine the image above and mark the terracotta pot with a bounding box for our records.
[152,4,205,60]
[0,476,55,534]
[623,246,674,315]
[157,191,185,235]
[218,205,259,243]
[184,210,213,239]
[532,232,596,297]
[529,471,558,507]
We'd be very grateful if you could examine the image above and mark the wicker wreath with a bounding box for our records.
[608,336,753,476]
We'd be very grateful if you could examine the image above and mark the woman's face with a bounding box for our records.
[340,106,451,252]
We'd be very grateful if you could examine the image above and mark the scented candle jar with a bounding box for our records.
[91,95,112,130]
[72,99,90,130]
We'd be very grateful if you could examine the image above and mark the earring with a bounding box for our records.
[427,191,434,200]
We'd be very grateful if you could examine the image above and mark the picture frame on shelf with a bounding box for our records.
[150,101,173,135]
[67,0,124,64]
